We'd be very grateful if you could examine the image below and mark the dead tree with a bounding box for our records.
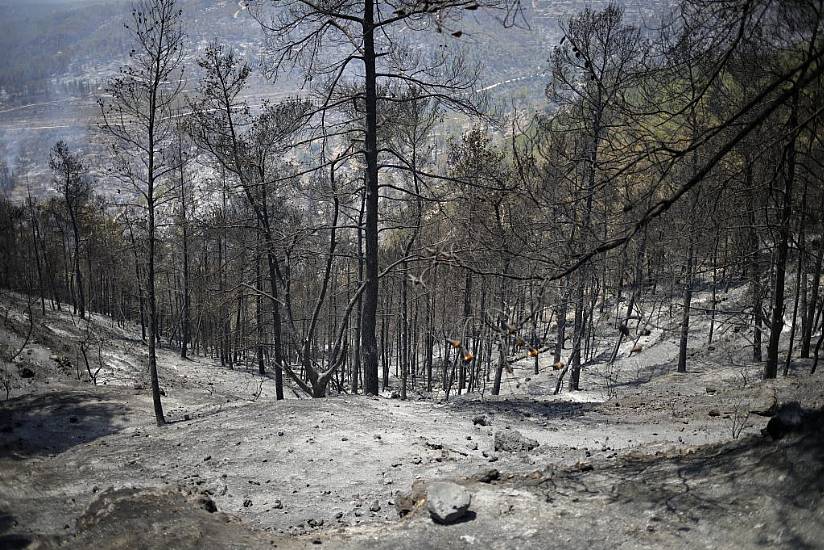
[98,0,186,425]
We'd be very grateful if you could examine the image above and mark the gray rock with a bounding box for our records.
[71,487,275,549]
[751,388,778,416]
[474,469,499,483]
[426,482,472,524]
[196,495,217,513]
[472,415,490,426]
[494,429,539,452]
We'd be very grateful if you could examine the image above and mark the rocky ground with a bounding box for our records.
[0,288,822,549]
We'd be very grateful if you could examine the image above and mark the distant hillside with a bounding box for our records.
[0,0,672,200]
[0,0,261,101]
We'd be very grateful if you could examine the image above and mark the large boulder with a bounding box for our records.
[750,387,778,416]
[67,487,272,549]
[426,481,472,524]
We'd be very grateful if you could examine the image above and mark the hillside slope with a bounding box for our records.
[1,284,822,548]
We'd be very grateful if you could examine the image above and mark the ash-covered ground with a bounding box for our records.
[0,287,822,549]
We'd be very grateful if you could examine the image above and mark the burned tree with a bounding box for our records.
[98,0,186,425]
[49,141,90,320]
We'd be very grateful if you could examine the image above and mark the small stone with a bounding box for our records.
[472,415,490,427]
[708,410,720,417]
[198,495,218,513]
[426,482,472,524]
[204,455,212,462]
[272,499,283,509]
[369,500,381,512]
[475,469,499,483]
[494,430,539,452]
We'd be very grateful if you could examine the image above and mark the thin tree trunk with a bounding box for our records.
[554,278,567,364]
[783,178,807,376]
[401,262,409,400]
[746,159,763,362]
[766,91,798,379]
[460,270,472,391]
[68,206,85,319]
[147,197,165,425]
[180,164,190,359]
[801,193,824,357]
[567,275,586,389]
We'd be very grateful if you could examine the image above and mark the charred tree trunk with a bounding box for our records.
[801,193,824,357]
[766,92,798,380]
[360,5,380,395]
[746,158,763,362]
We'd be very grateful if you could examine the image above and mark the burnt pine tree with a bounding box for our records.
[252,0,519,395]
[547,4,644,390]
[49,141,89,319]
[98,0,186,426]
[187,43,312,399]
